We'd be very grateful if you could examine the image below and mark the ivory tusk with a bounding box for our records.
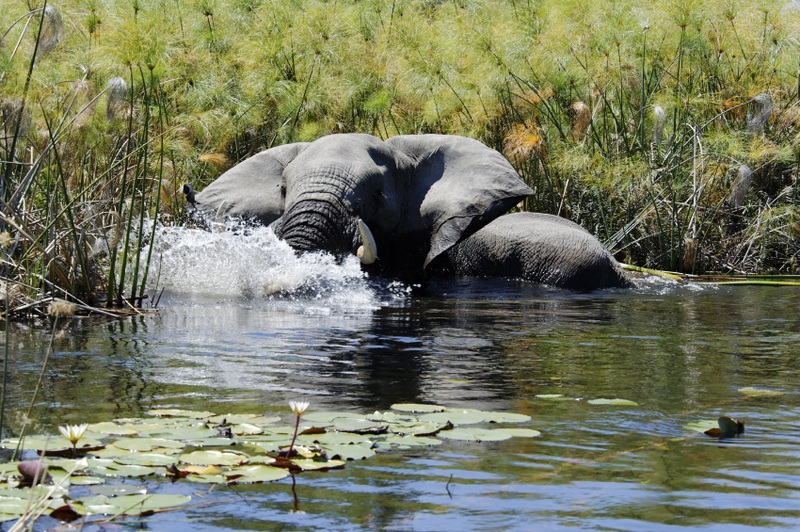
[356,219,378,265]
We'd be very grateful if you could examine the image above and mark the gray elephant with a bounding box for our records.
[185,133,631,290]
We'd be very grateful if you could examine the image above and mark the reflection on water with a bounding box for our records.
[4,225,800,530]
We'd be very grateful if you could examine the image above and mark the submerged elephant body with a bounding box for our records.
[186,133,631,291]
[445,212,630,291]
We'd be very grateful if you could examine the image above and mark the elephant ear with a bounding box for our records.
[386,134,532,267]
[190,142,309,225]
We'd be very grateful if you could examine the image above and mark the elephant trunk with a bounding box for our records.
[274,193,362,258]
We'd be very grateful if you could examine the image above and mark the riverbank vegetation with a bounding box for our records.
[1,0,798,313]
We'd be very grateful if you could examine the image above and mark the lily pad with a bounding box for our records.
[207,414,281,425]
[110,438,184,452]
[72,493,191,515]
[146,409,214,419]
[87,422,139,436]
[381,435,443,447]
[587,398,639,406]
[390,403,446,413]
[226,465,290,483]
[290,459,346,471]
[535,394,573,401]
[439,428,514,442]
[482,411,533,423]
[738,387,782,397]
[501,428,542,438]
[325,444,376,461]
[418,411,485,425]
[179,450,249,467]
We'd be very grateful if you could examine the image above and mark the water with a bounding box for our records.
[5,225,800,530]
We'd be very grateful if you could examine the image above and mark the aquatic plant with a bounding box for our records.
[0,404,540,524]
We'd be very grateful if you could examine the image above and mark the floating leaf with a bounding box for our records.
[684,419,719,433]
[381,435,443,448]
[146,409,214,419]
[587,398,639,406]
[325,444,376,461]
[302,412,361,423]
[439,428,514,442]
[738,387,782,398]
[111,438,184,452]
[418,411,485,425]
[290,459,346,471]
[388,421,448,436]
[73,493,191,515]
[501,428,542,438]
[481,411,533,423]
[390,403,446,413]
[179,450,249,466]
[299,431,373,446]
[207,414,281,425]
[231,423,265,436]
[87,422,139,436]
[330,418,387,434]
[88,461,158,478]
[226,465,290,483]
[535,394,571,401]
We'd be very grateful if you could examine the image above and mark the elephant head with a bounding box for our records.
[188,133,533,281]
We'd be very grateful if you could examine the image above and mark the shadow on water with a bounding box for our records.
[5,224,800,530]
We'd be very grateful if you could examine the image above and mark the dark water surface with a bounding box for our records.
[6,274,800,531]
[5,219,800,531]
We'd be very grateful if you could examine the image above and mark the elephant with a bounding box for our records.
[184,133,632,290]
[443,212,630,291]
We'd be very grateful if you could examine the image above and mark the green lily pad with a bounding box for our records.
[179,450,249,466]
[111,438,184,452]
[299,431,373,446]
[207,414,281,425]
[481,411,533,423]
[1,435,103,453]
[68,476,107,485]
[388,421,447,436]
[302,412,361,423]
[390,403,446,413]
[139,426,219,440]
[738,387,783,397]
[73,493,191,515]
[439,428,514,442]
[535,394,573,401]
[226,465,290,483]
[87,422,139,436]
[147,409,214,419]
[366,411,417,423]
[230,423,265,436]
[501,428,542,438]
[110,453,179,467]
[325,444,376,461]
[587,398,639,406]
[382,434,443,447]
[685,419,720,433]
[330,418,386,433]
[87,460,158,478]
[291,459,346,471]
[418,411,485,425]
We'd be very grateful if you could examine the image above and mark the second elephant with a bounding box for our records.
[443,212,631,291]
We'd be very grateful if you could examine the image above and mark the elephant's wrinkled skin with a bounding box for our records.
[185,133,631,290]
[444,212,631,291]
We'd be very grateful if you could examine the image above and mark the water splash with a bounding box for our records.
[148,222,379,311]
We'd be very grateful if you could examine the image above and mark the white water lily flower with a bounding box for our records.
[289,401,309,416]
[58,423,88,446]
